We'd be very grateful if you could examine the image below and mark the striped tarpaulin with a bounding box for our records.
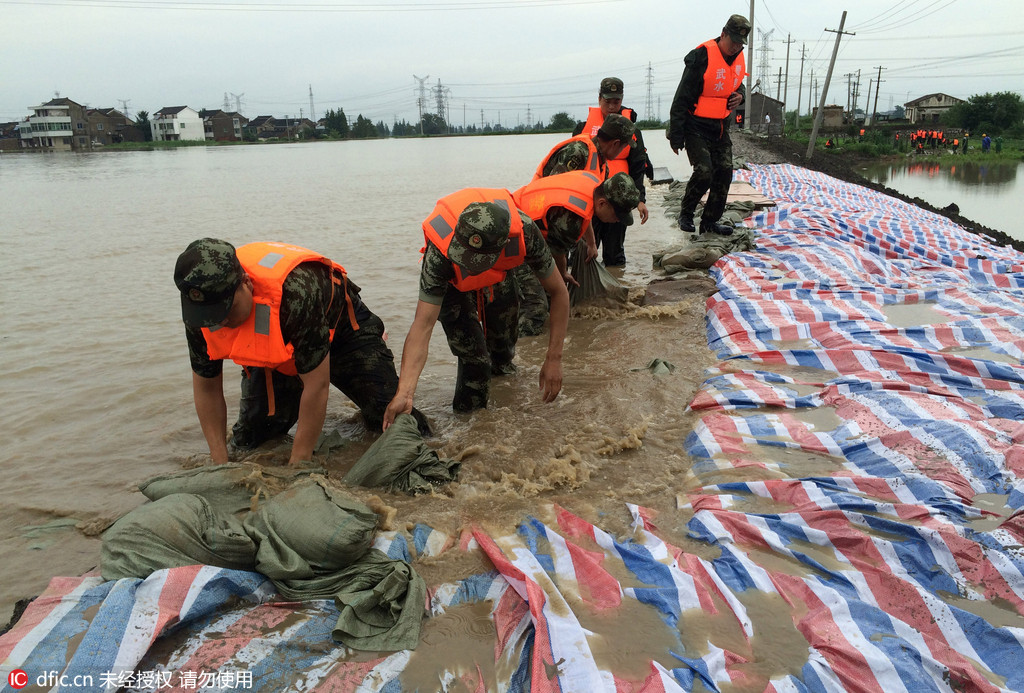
[3,164,1023,691]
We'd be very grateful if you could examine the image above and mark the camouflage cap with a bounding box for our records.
[601,172,641,227]
[597,113,636,148]
[600,77,624,100]
[447,202,511,276]
[173,238,242,328]
[725,14,751,44]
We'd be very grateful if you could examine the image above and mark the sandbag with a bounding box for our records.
[343,413,460,494]
[568,240,628,306]
[242,480,377,581]
[101,493,256,580]
[139,463,324,514]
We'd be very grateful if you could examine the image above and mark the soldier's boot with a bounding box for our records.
[699,220,734,236]
[678,215,696,233]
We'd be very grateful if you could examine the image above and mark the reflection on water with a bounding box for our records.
[861,160,1024,241]
[867,160,1018,188]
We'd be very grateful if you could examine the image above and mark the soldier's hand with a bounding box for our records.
[637,202,649,224]
[585,241,599,263]
[382,393,413,431]
[539,358,563,403]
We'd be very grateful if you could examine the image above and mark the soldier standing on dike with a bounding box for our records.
[175,238,429,466]
[572,77,651,267]
[668,14,751,236]
[382,194,569,425]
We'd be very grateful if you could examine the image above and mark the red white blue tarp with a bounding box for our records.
[3,164,1024,692]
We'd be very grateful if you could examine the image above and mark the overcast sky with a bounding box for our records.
[3,0,1022,127]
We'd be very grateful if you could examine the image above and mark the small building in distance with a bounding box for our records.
[904,94,964,124]
[151,106,205,142]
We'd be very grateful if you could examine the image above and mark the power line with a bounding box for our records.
[0,0,625,11]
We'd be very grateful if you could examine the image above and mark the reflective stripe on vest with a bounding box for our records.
[202,242,350,376]
[533,134,607,181]
[512,171,600,242]
[693,38,746,120]
[421,188,527,292]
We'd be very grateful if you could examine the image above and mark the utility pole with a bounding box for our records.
[871,66,885,124]
[413,74,429,135]
[744,0,754,130]
[807,11,854,159]
[807,69,814,115]
[796,44,805,120]
[783,34,794,120]
[776,67,783,101]
[852,69,861,118]
[844,73,854,117]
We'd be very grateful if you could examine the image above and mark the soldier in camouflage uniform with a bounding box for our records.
[383,199,569,422]
[539,113,635,178]
[668,14,750,236]
[175,238,428,466]
[513,172,641,335]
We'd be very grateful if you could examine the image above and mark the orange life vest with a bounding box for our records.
[579,106,635,176]
[422,189,527,292]
[201,242,354,377]
[533,134,608,181]
[693,38,747,120]
[512,171,601,241]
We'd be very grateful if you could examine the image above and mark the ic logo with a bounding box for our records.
[8,669,28,689]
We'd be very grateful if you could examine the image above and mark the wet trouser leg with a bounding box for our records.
[701,134,734,226]
[513,263,548,337]
[484,274,520,375]
[593,218,627,267]
[329,310,431,436]
[231,367,304,449]
[439,285,492,412]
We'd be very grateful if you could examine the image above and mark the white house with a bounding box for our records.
[904,94,964,124]
[151,106,204,142]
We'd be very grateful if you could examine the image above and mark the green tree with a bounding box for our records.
[943,92,1024,133]
[323,108,349,138]
[376,120,390,137]
[350,114,377,139]
[420,112,447,135]
[134,110,152,142]
[548,112,576,131]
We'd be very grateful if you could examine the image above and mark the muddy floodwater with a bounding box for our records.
[1,133,716,629]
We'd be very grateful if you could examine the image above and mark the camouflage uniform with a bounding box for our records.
[668,22,748,233]
[420,211,555,411]
[515,207,581,336]
[186,262,428,448]
[541,139,601,178]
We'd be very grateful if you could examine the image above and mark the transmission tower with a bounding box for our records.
[118,99,131,119]
[432,78,451,131]
[223,93,231,111]
[308,85,316,123]
[230,92,245,114]
[526,105,533,129]
[756,29,774,94]
[413,74,430,134]
[644,62,654,121]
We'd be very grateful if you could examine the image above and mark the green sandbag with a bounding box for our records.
[139,463,324,514]
[330,549,427,651]
[100,493,256,580]
[343,413,460,494]
[242,480,378,580]
[568,240,628,306]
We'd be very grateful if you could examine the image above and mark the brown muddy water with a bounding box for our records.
[0,134,717,630]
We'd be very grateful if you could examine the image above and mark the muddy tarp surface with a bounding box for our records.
[6,164,1024,691]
